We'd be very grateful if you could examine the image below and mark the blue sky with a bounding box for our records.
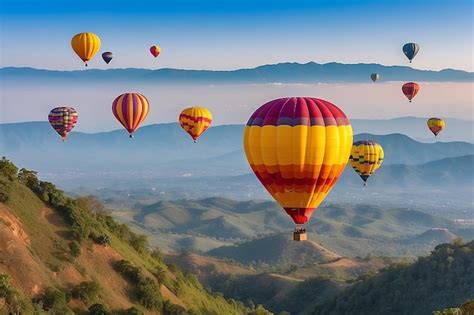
[0,0,472,70]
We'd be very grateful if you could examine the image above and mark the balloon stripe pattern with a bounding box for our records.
[427,118,445,137]
[48,107,78,141]
[349,140,384,184]
[179,107,213,142]
[112,93,150,136]
[402,43,420,63]
[402,82,420,102]
[244,97,353,225]
[71,32,101,65]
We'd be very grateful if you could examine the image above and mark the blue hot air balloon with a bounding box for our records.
[402,43,420,63]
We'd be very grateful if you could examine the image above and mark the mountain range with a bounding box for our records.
[1,62,473,84]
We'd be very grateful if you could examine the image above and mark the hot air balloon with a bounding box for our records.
[112,93,150,138]
[179,107,213,142]
[150,45,161,58]
[71,32,101,66]
[349,140,384,186]
[371,73,379,82]
[402,43,420,63]
[102,52,113,64]
[402,82,420,102]
[48,107,78,141]
[243,97,353,241]
[427,118,445,137]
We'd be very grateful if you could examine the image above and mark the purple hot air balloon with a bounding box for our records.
[102,52,113,64]
[48,107,78,141]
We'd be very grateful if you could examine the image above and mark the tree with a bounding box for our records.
[129,234,149,254]
[72,281,100,303]
[17,168,39,191]
[0,157,18,180]
[69,241,81,259]
[89,303,109,315]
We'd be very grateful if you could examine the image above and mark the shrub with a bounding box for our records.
[89,303,109,315]
[136,277,163,310]
[0,157,18,180]
[69,241,81,258]
[72,281,100,303]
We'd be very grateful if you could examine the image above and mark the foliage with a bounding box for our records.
[0,157,18,180]
[40,287,72,313]
[71,281,100,303]
[69,241,81,258]
[88,303,109,315]
[312,240,474,315]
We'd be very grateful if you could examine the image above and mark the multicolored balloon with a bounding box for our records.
[402,82,420,102]
[179,107,213,142]
[102,52,113,64]
[371,73,379,82]
[349,140,384,186]
[150,45,161,58]
[71,32,101,66]
[427,118,445,137]
[48,107,78,141]
[112,93,150,138]
[243,97,353,226]
[402,43,420,63]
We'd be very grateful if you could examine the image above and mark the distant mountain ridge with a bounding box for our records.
[2,62,473,83]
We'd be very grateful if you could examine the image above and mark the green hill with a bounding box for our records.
[312,240,474,315]
[0,158,265,314]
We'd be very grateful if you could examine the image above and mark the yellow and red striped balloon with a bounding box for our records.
[349,140,384,185]
[243,97,353,225]
[427,118,445,137]
[112,93,150,138]
[71,32,101,66]
[179,107,213,142]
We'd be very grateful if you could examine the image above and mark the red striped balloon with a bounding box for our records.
[112,93,150,138]
[402,82,420,102]
[48,107,78,141]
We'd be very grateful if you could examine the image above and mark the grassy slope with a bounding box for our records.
[0,176,247,314]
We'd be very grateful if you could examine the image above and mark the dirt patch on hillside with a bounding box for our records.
[0,204,30,245]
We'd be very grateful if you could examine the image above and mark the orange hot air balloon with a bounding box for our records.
[112,93,150,138]
[71,32,101,66]
[179,107,213,142]
[427,118,445,137]
[243,97,353,232]
[402,82,420,102]
[150,45,161,58]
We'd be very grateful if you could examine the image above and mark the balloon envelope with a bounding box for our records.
[48,107,78,141]
[150,45,161,58]
[179,107,213,142]
[71,32,101,66]
[427,118,445,137]
[371,73,379,82]
[402,43,420,63]
[402,82,420,102]
[349,140,384,185]
[102,52,113,64]
[243,97,353,225]
[112,93,150,137]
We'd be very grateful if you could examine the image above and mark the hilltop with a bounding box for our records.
[0,158,266,314]
[1,62,473,84]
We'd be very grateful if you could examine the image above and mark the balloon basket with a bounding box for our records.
[293,231,307,241]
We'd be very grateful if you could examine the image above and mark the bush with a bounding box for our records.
[129,233,149,254]
[136,277,163,310]
[114,260,143,283]
[89,303,109,315]
[69,241,81,258]
[72,281,100,303]
[0,157,18,180]
[118,306,144,315]
[41,287,69,311]
[95,234,111,246]
[162,300,187,314]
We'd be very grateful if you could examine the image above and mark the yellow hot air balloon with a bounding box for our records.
[427,118,445,137]
[244,97,353,240]
[179,107,213,142]
[349,140,384,186]
[71,32,101,66]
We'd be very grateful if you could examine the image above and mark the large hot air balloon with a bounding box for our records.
[150,45,161,58]
[402,82,420,102]
[371,73,379,82]
[349,140,384,186]
[102,52,113,64]
[112,93,150,138]
[427,118,445,137]
[48,107,78,141]
[402,43,420,63]
[71,32,101,66]
[243,97,353,240]
[179,107,213,142]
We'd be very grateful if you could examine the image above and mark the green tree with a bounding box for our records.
[89,303,109,315]
[129,233,149,254]
[69,241,81,259]
[0,157,18,180]
[72,281,100,303]
[17,168,39,191]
